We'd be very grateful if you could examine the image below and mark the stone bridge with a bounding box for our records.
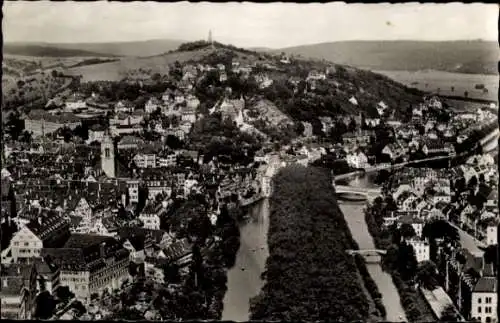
[346,249,387,256]
[334,185,382,201]
[346,249,387,264]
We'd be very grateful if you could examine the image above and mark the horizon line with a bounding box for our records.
[4,37,497,50]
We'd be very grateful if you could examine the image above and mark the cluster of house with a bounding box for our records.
[377,153,498,323]
[1,110,292,320]
[328,96,496,171]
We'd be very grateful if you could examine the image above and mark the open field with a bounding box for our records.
[65,48,216,82]
[375,69,498,102]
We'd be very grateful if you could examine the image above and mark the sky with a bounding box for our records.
[3,1,498,48]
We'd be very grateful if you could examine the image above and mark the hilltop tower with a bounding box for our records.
[208,30,214,49]
[101,131,115,178]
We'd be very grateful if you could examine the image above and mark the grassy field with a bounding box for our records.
[375,69,498,102]
[65,49,217,82]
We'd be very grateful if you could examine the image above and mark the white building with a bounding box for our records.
[10,214,70,264]
[346,152,368,169]
[408,239,430,263]
[486,224,497,246]
[471,276,497,323]
[139,207,161,230]
[145,97,162,114]
[127,180,140,204]
[87,125,106,144]
[65,99,87,112]
[133,154,157,169]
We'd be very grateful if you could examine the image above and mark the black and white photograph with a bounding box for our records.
[1,1,499,322]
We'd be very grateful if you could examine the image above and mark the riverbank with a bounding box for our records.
[340,202,408,322]
[364,203,436,322]
[221,198,269,321]
[249,166,372,321]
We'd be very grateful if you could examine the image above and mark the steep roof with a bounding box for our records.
[26,212,70,246]
[118,135,145,146]
[127,235,146,251]
[161,239,192,263]
[473,277,497,293]
[34,258,59,276]
[43,234,129,272]
[117,227,167,244]
[63,234,112,249]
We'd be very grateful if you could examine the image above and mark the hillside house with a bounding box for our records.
[301,121,313,137]
[145,97,162,114]
[186,94,200,110]
[181,108,197,124]
[342,130,372,147]
[114,100,135,114]
[254,74,273,89]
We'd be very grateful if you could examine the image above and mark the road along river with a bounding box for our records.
[221,198,269,321]
[338,174,408,322]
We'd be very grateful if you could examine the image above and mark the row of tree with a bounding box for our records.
[250,165,371,321]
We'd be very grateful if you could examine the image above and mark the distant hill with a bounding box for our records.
[4,39,186,58]
[274,40,499,75]
[3,43,118,58]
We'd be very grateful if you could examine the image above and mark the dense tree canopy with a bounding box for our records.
[250,165,370,321]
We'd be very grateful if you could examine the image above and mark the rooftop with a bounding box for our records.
[473,277,497,293]
[28,109,81,124]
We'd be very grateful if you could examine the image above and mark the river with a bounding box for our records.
[222,175,408,322]
[221,198,269,321]
[339,174,408,322]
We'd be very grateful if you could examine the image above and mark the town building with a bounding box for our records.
[408,239,430,263]
[0,263,38,320]
[41,234,130,303]
[87,124,107,144]
[24,110,81,137]
[470,274,497,323]
[10,212,71,264]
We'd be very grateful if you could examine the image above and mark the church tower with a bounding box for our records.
[101,132,115,178]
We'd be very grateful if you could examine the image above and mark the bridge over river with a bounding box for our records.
[346,249,387,264]
[334,185,381,202]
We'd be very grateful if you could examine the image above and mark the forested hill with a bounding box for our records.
[176,41,424,121]
[274,40,499,75]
